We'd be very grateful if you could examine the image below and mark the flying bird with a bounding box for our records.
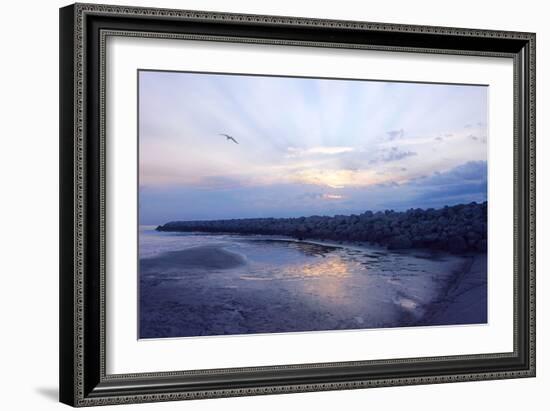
[219,133,239,144]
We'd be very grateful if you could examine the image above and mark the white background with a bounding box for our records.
[107,37,514,374]
[0,0,546,410]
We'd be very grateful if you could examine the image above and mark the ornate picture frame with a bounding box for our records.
[59,3,535,406]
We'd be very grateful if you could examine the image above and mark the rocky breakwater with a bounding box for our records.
[157,202,487,254]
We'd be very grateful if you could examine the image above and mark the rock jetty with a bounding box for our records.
[157,202,487,254]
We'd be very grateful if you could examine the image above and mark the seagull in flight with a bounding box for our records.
[219,133,239,144]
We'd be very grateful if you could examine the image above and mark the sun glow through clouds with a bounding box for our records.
[138,70,488,223]
[323,194,344,200]
[291,168,392,189]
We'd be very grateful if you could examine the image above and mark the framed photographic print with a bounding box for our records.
[59,3,536,407]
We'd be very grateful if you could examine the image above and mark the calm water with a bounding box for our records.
[139,225,468,338]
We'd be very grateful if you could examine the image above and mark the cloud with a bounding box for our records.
[139,162,487,223]
[286,146,355,157]
[323,194,344,200]
[307,146,355,155]
[370,147,417,164]
[336,161,487,212]
[386,128,405,140]
[194,176,246,190]
[412,161,487,188]
[301,192,324,200]
[290,168,383,189]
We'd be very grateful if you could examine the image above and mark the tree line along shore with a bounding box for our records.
[156,202,487,254]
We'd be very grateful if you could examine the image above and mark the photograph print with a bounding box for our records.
[138,70,488,339]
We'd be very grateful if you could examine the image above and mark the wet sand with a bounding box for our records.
[139,236,487,338]
[417,254,487,326]
[140,245,246,272]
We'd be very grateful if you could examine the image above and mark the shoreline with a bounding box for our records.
[416,253,487,326]
[152,228,463,259]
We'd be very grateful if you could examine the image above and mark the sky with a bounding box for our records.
[139,70,487,225]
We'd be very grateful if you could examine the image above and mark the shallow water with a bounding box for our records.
[139,226,469,338]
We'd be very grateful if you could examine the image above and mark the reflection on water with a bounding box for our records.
[300,258,351,278]
[139,226,467,338]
